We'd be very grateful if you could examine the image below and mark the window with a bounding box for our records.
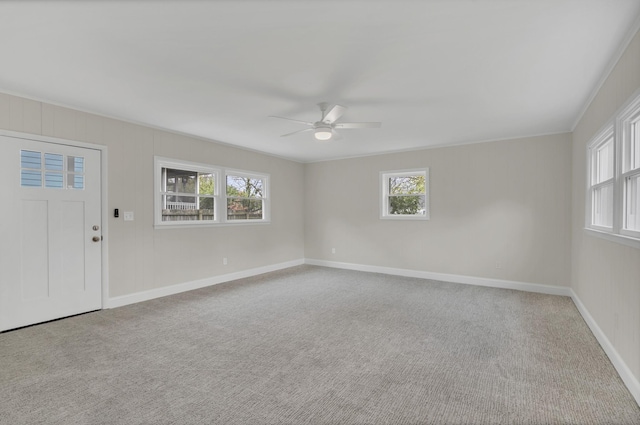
[586,90,640,245]
[226,171,268,221]
[154,157,269,226]
[160,163,217,222]
[621,99,640,237]
[588,129,614,229]
[20,150,84,189]
[381,169,429,220]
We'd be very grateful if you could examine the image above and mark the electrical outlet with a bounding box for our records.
[123,211,134,221]
[495,261,502,269]
[331,248,336,254]
[223,257,228,266]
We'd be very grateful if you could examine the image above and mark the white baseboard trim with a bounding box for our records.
[305,258,639,407]
[570,290,640,407]
[105,259,305,309]
[304,259,572,297]
[104,257,639,408]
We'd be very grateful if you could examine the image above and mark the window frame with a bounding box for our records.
[619,98,640,240]
[585,89,640,248]
[586,127,615,232]
[154,157,270,228]
[154,157,220,226]
[380,168,430,220]
[225,168,270,223]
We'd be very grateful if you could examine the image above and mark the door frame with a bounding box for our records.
[0,129,109,309]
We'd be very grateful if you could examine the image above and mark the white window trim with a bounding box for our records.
[225,168,270,224]
[154,157,270,228]
[586,126,615,233]
[618,95,640,240]
[584,227,640,250]
[584,89,640,249]
[380,168,430,220]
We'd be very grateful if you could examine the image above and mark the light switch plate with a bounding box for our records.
[123,211,134,221]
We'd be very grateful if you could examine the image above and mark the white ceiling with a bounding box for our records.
[1,1,640,162]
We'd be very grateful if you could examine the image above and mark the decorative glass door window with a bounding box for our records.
[20,150,84,189]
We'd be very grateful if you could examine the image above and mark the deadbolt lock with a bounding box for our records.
[93,225,100,231]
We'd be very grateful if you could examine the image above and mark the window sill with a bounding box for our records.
[155,220,270,229]
[380,215,430,221]
[584,228,640,249]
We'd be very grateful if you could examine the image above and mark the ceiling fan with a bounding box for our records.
[269,103,381,141]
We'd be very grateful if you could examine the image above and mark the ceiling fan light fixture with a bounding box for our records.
[271,103,381,140]
[314,128,333,141]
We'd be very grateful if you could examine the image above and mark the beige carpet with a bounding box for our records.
[1,265,639,424]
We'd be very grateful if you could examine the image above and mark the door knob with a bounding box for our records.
[92,236,101,242]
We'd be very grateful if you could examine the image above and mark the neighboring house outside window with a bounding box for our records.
[154,157,269,227]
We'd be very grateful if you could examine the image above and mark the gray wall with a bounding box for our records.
[304,134,572,287]
[572,29,640,383]
[0,94,306,298]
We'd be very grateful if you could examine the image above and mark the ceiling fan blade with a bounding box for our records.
[280,128,313,137]
[269,116,314,126]
[322,104,347,123]
[334,122,382,129]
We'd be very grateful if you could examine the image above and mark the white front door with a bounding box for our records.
[0,136,102,331]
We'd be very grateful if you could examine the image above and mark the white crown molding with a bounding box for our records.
[571,15,640,132]
[0,89,304,164]
[303,131,571,164]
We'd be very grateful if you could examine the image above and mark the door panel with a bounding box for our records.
[0,136,102,331]
[60,201,86,293]
[21,199,50,300]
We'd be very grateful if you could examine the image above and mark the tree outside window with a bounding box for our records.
[381,169,429,220]
[226,174,265,220]
[154,157,270,227]
[388,175,426,215]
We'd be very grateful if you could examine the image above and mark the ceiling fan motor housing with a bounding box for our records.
[314,123,333,140]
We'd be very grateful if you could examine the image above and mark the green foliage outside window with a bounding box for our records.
[226,175,264,220]
[388,175,426,215]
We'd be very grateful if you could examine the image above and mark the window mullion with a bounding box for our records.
[613,121,623,234]
[621,168,640,179]
[622,169,640,233]
[591,179,614,190]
